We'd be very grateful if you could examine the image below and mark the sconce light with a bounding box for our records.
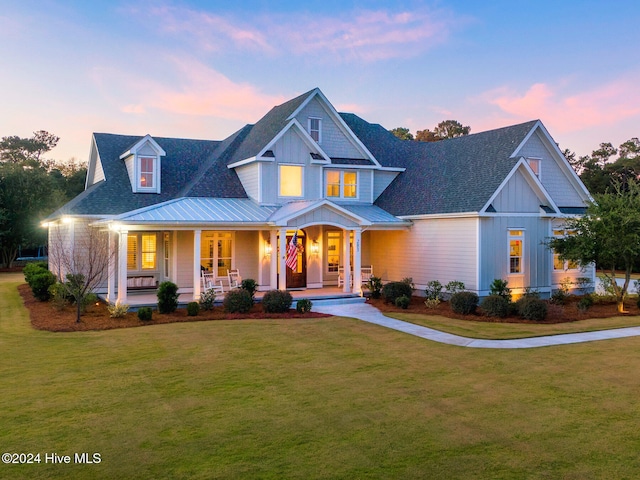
[310,241,319,256]
[264,241,272,257]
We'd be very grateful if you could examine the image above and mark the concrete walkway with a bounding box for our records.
[312,302,640,349]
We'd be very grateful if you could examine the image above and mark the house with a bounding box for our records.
[45,88,593,305]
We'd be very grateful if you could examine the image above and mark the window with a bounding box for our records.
[139,156,156,189]
[163,233,170,278]
[327,232,340,273]
[553,229,579,271]
[279,165,303,197]
[527,158,541,178]
[126,233,157,271]
[308,117,321,143]
[509,230,524,274]
[326,170,358,199]
[201,232,234,278]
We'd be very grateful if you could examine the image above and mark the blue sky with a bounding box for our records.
[1,0,639,163]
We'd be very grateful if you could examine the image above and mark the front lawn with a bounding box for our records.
[3,274,640,479]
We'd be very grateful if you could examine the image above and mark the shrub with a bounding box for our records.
[240,278,258,299]
[489,279,512,302]
[481,294,511,318]
[199,288,217,311]
[30,270,57,301]
[382,281,413,304]
[107,301,129,318]
[367,276,383,299]
[138,307,153,321]
[23,261,49,285]
[516,296,548,321]
[424,298,440,309]
[425,280,443,301]
[450,291,479,315]
[262,290,293,313]
[444,280,466,298]
[296,298,313,313]
[48,282,69,310]
[157,281,179,314]
[579,295,595,312]
[401,277,415,290]
[224,288,254,314]
[187,301,200,316]
[395,295,411,309]
[550,289,568,305]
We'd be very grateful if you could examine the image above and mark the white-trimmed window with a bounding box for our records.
[308,117,322,143]
[201,232,234,277]
[279,165,303,197]
[127,233,157,271]
[326,170,358,199]
[527,157,541,178]
[509,230,524,274]
[139,156,157,190]
[553,229,579,271]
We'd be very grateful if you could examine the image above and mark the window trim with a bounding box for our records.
[278,164,304,198]
[325,169,359,199]
[308,117,322,143]
[508,229,524,275]
[552,229,579,271]
[127,232,158,272]
[200,231,235,279]
[137,155,158,192]
[527,157,541,179]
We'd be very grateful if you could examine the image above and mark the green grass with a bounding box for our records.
[4,273,640,479]
[389,312,640,340]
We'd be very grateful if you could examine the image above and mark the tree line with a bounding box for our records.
[0,131,87,268]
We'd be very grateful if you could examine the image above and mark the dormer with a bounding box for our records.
[119,135,166,193]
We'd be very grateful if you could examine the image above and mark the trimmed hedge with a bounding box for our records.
[381,281,413,304]
[395,295,411,309]
[187,301,200,316]
[223,289,254,313]
[296,298,313,313]
[450,291,479,315]
[481,294,511,318]
[516,296,548,321]
[138,307,153,321]
[262,290,293,313]
[30,271,57,301]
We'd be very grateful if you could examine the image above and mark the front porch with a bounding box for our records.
[102,286,364,308]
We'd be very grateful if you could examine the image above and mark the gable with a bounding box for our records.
[85,136,105,187]
[491,168,545,213]
[516,129,586,206]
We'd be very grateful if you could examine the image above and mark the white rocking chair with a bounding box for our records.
[227,269,241,289]
[201,271,224,294]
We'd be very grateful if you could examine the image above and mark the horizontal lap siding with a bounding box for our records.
[176,231,193,288]
[235,231,258,282]
[236,164,260,202]
[369,218,478,291]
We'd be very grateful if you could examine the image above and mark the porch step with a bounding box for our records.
[301,296,366,308]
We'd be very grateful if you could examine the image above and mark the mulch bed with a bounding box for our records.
[367,295,640,324]
[18,284,331,332]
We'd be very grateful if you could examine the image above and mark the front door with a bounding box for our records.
[285,231,307,289]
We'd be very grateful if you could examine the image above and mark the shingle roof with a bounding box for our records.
[340,114,538,216]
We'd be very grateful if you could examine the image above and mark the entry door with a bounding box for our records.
[285,233,307,289]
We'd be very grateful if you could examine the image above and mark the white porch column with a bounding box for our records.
[343,229,351,293]
[270,229,278,290]
[193,229,202,300]
[107,230,115,303]
[279,228,287,290]
[117,230,128,305]
[353,228,362,295]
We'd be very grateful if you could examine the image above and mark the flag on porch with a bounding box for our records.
[285,231,298,271]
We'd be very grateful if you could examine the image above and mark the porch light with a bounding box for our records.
[310,241,319,256]
[264,241,272,257]
[61,216,74,224]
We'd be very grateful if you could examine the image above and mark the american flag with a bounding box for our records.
[285,232,298,271]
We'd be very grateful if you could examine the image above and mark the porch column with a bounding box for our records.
[279,227,287,290]
[193,229,202,300]
[117,230,128,305]
[343,229,351,293]
[107,230,115,303]
[270,229,278,290]
[353,228,362,295]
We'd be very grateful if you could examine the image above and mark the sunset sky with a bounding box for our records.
[1,0,639,163]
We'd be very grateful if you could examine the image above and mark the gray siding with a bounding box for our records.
[492,169,540,213]
[325,169,373,204]
[236,163,261,202]
[518,131,584,206]
[294,96,365,159]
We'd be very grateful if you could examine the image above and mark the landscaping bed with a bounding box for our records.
[18,284,331,332]
[367,294,640,324]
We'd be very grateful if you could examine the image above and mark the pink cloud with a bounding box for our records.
[482,77,640,134]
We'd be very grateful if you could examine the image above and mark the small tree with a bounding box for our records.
[548,180,640,313]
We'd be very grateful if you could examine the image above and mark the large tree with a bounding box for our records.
[416,120,470,142]
[390,127,414,141]
[548,180,640,313]
[0,130,59,165]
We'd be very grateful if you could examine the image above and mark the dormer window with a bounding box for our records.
[139,156,156,189]
[308,117,322,143]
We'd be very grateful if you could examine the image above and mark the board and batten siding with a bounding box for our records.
[235,163,261,202]
[479,216,551,293]
[492,169,541,213]
[294,96,365,159]
[325,169,374,204]
[518,131,584,206]
[369,217,478,291]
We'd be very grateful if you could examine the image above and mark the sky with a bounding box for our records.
[1,0,639,163]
